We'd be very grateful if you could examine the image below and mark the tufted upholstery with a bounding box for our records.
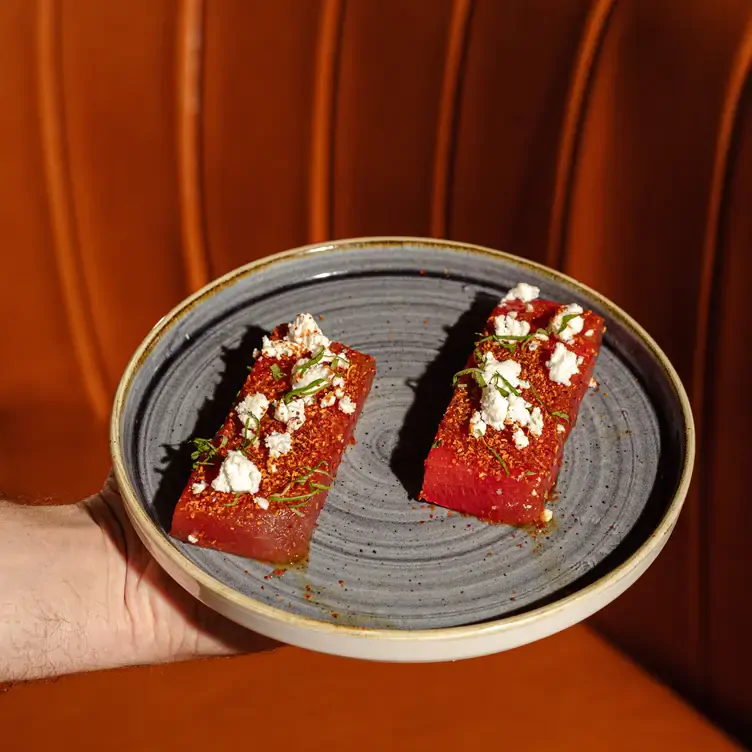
[1,0,750,745]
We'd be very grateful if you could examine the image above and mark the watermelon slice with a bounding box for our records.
[170,314,376,563]
[420,283,604,525]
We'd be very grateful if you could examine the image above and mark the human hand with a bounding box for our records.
[0,473,277,682]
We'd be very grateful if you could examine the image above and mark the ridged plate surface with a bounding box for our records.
[115,239,690,640]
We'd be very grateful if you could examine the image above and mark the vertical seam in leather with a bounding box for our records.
[177,0,210,290]
[692,16,752,698]
[547,0,617,270]
[36,0,110,420]
[430,0,474,239]
[308,0,345,243]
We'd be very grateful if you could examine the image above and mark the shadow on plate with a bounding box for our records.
[150,325,266,531]
[390,291,500,499]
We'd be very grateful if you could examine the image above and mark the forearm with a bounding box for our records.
[0,499,126,681]
[1,479,274,682]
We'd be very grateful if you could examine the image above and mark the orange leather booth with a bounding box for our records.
[1,1,750,748]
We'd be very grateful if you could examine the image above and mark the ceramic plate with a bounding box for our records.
[111,237,694,662]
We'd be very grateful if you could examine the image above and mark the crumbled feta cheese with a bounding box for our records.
[556,423,566,433]
[577,356,583,365]
[260,312,332,359]
[289,313,331,353]
[480,387,508,429]
[528,406,544,437]
[255,496,270,510]
[589,377,598,389]
[236,392,269,429]
[547,342,580,385]
[187,533,199,544]
[259,335,299,359]
[540,509,553,523]
[506,394,532,426]
[528,340,539,351]
[472,353,543,441]
[496,488,503,495]
[211,450,262,494]
[531,490,538,497]
[551,304,584,342]
[585,329,594,337]
[534,331,549,341]
[513,427,529,449]
[332,376,345,388]
[469,410,487,437]
[274,397,306,431]
[503,282,540,303]
[292,362,331,391]
[265,431,292,458]
[191,481,207,495]
[335,388,345,399]
[526,303,534,312]
[338,395,356,414]
[320,393,336,408]
[494,313,530,338]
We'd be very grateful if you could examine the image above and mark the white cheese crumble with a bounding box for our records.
[335,388,345,398]
[292,362,331,392]
[528,340,539,351]
[503,282,540,303]
[187,533,199,544]
[589,377,598,389]
[265,431,293,458]
[557,423,566,433]
[211,450,262,494]
[540,509,553,523]
[585,329,594,337]
[338,395,356,414]
[320,393,336,408]
[236,392,269,429]
[551,304,584,342]
[513,427,529,449]
[332,376,345,388]
[547,342,580,386]
[191,481,206,495]
[255,496,270,510]
[469,410,487,437]
[526,303,534,312]
[531,489,538,496]
[259,313,331,359]
[289,313,331,353]
[469,353,544,444]
[274,397,306,431]
[494,313,531,338]
[528,406,544,437]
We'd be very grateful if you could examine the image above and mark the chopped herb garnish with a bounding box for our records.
[431,439,443,449]
[551,411,569,422]
[223,493,241,507]
[330,355,349,371]
[481,436,509,476]
[241,413,262,449]
[529,383,547,410]
[270,363,285,381]
[452,368,487,388]
[283,377,329,403]
[525,471,537,476]
[269,462,332,507]
[190,435,227,469]
[293,346,326,376]
[500,376,520,397]
[557,313,579,334]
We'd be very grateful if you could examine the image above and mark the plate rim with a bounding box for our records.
[110,235,695,647]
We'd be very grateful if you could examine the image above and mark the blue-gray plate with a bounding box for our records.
[111,237,693,662]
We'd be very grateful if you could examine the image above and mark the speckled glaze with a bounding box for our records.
[111,237,694,662]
